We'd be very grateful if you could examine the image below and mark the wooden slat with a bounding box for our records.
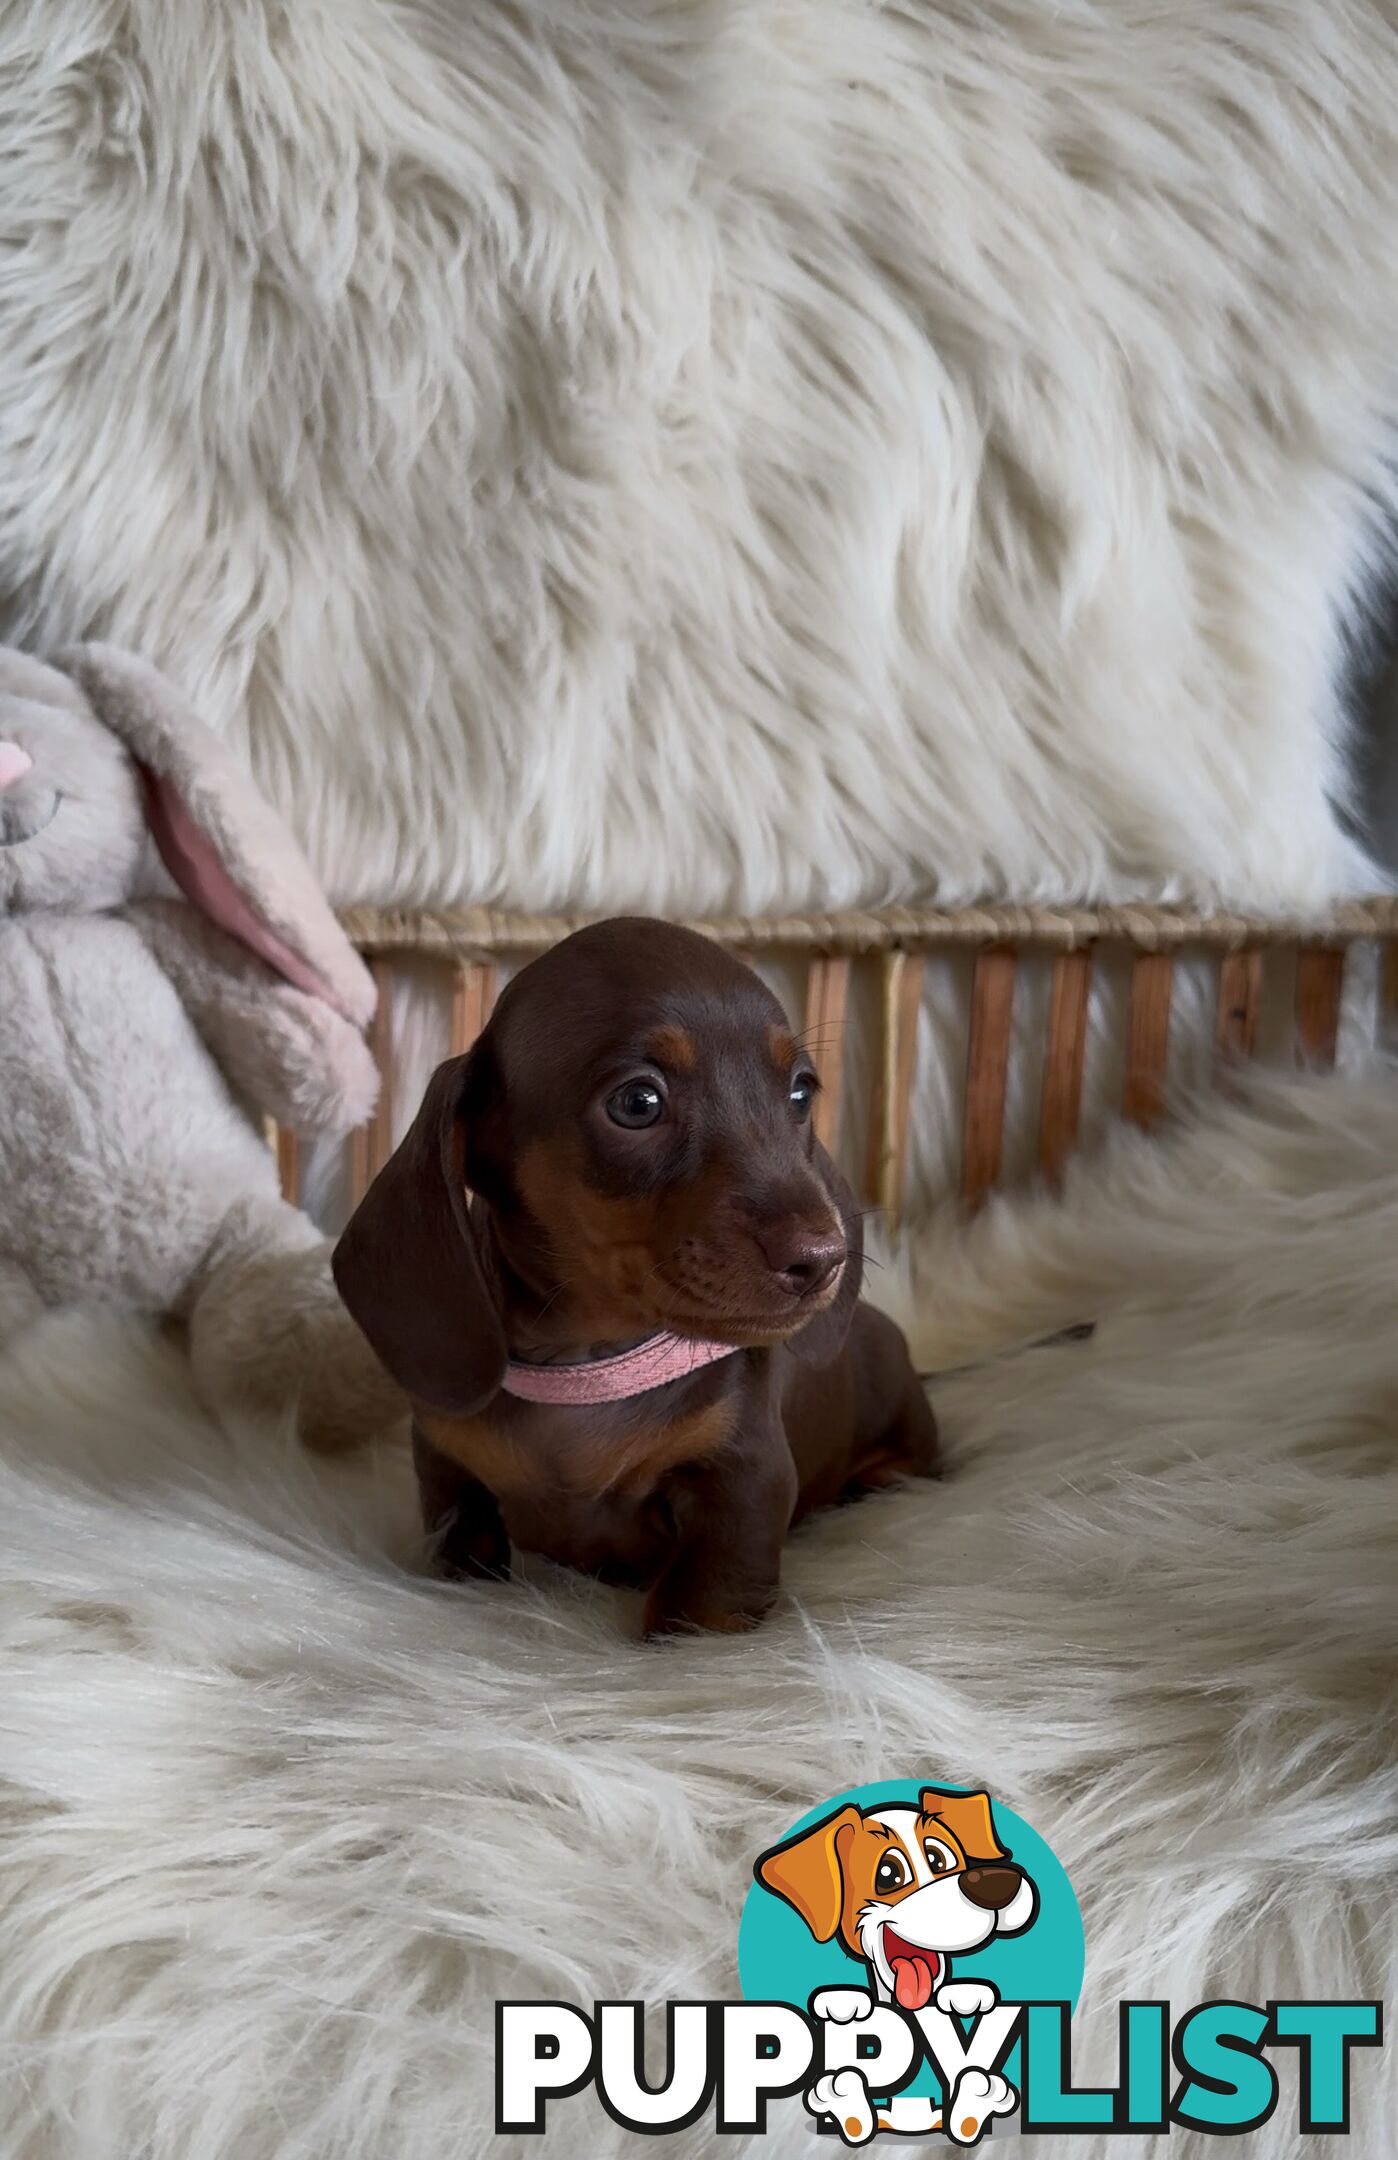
[276,1125,301,1208]
[866,950,926,1225]
[338,895,1398,957]
[1294,945,1343,1070]
[1122,952,1174,1130]
[803,955,852,1155]
[1215,949,1263,1061]
[450,960,498,1055]
[963,947,1017,1208]
[1037,947,1093,1187]
[349,958,394,1204]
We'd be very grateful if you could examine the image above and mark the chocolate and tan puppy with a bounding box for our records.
[333,918,936,1635]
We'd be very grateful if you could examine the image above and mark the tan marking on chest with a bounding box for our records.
[416,1394,738,1504]
[584,1395,739,1498]
[415,1407,540,1497]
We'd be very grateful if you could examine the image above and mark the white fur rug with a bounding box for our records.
[2,1,1394,916]
[2,1067,1394,2159]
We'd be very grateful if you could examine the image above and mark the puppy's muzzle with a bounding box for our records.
[755,1218,846,1298]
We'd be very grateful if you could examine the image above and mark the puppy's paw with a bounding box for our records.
[805,2068,875,2144]
[437,1519,511,1582]
[811,1986,875,2024]
[934,1978,999,2019]
[945,2067,1017,2145]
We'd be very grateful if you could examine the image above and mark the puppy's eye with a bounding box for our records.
[923,1839,957,1875]
[788,1070,818,1119]
[874,1851,909,1895]
[606,1078,666,1129]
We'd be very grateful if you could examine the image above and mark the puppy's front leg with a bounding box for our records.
[644,1440,797,1638]
[412,1422,510,1581]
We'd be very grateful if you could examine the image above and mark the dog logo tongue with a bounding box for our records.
[887,1936,939,2010]
[891,1955,936,2010]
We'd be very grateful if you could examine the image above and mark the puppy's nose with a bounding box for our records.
[756,1221,846,1296]
[0,742,33,791]
[960,1865,1022,1911]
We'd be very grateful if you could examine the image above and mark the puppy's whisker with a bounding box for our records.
[527,1269,587,1325]
[530,1281,572,1324]
[636,1258,677,1306]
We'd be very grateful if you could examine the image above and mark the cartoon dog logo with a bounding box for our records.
[754,1786,1039,2144]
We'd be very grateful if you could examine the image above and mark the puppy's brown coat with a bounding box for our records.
[334,918,936,1635]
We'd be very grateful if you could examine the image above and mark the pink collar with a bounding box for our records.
[502,1332,740,1405]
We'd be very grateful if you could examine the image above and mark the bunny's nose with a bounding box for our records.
[0,742,33,791]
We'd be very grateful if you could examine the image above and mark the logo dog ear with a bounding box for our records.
[754,1804,864,1942]
[920,1788,1007,1864]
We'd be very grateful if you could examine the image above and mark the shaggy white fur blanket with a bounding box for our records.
[5,1,1397,1223]
[1,1,1395,916]
[2,1066,1394,2159]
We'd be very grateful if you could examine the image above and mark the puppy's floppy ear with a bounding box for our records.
[787,1141,864,1367]
[332,1053,507,1414]
[754,1804,863,1942]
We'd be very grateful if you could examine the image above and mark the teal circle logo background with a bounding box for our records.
[738,1780,1083,2097]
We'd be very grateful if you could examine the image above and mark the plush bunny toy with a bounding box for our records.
[0,642,404,1448]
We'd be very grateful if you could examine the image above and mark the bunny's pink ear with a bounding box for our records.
[60,643,374,1029]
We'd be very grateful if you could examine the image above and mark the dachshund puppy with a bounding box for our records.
[333,918,937,1635]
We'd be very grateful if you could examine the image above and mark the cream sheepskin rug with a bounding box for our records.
[2,1066,1394,2159]
[1,1,1395,918]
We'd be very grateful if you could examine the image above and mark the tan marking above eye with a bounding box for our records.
[644,1024,698,1073]
[768,1024,798,1071]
